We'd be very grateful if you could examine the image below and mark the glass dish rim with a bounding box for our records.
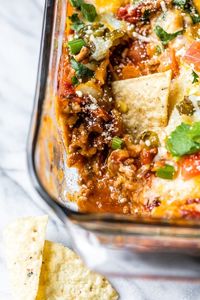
[26,0,200,234]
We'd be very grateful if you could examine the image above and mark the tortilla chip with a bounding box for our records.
[112,70,172,136]
[36,240,118,300]
[4,216,48,300]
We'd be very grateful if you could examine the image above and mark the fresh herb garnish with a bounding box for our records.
[156,164,175,179]
[173,0,200,24]
[81,3,97,22]
[154,25,183,45]
[69,0,83,9]
[69,13,84,32]
[166,122,200,157]
[69,0,97,22]
[111,137,123,150]
[155,45,162,55]
[68,38,85,54]
[190,9,200,24]
[70,58,94,79]
[192,70,199,83]
[69,13,79,23]
[187,122,200,143]
[173,0,187,7]
[71,75,79,85]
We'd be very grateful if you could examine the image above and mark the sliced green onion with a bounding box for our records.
[71,76,79,85]
[81,3,97,22]
[111,137,123,150]
[156,164,175,180]
[68,39,85,55]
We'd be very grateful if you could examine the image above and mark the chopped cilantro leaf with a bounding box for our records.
[192,14,200,24]
[189,6,200,24]
[70,58,94,79]
[69,13,80,23]
[154,25,183,45]
[81,3,97,22]
[173,0,187,7]
[192,70,199,83]
[69,0,83,9]
[166,123,200,157]
[71,76,79,85]
[69,14,84,32]
[69,2,97,25]
[188,122,200,143]
[173,0,200,24]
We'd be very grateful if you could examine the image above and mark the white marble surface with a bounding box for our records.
[1,1,200,299]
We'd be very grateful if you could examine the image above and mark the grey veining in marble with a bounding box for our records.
[1,1,200,299]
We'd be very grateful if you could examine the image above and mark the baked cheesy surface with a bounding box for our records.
[57,0,200,218]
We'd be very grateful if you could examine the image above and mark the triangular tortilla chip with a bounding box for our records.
[112,70,171,136]
[4,216,48,300]
[36,240,118,300]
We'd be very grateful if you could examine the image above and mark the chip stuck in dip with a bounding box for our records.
[4,216,118,300]
[112,70,171,136]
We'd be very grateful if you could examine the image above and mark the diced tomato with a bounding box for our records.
[140,148,157,165]
[117,4,142,24]
[180,152,200,180]
[117,0,162,24]
[183,41,200,72]
[127,41,148,64]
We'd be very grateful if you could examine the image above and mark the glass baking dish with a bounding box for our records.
[27,0,200,280]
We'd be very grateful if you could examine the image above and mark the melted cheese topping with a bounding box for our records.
[62,0,200,217]
[90,0,128,13]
